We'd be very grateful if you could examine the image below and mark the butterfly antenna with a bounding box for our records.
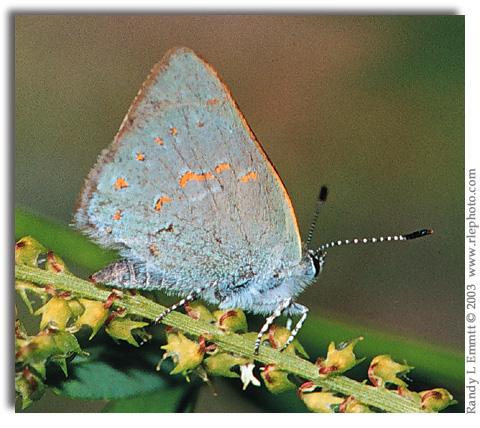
[314,228,434,258]
[306,186,328,248]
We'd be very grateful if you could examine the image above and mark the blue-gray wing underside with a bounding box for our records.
[75,47,302,289]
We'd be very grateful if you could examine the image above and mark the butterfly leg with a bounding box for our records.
[285,317,293,330]
[254,298,292,355]
[154,288,202,324]
[280,304,309,352]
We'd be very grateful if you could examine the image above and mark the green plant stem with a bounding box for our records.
[15,263,426,413]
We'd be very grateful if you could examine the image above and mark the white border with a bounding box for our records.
[6,1,474,423]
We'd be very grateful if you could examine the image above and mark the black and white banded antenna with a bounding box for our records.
[306,185,433,256]
[306,185,328,248]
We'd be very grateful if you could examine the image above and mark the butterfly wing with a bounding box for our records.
[75,47,302,288]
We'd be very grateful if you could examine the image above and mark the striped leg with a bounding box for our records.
[254,299,292,355]
[154,289,201,324]
[280,304,309,351]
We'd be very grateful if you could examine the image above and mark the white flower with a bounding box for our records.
[240,362,261,390]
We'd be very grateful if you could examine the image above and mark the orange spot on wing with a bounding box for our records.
[196,122,204,127]
[239,172,258,183]
[215,163,231,172]
[180,171,214,188]
[169,127,178,136]
[149,245,161,255]
[112,209,123,221]
[155,196,171,211]
[114,177,128,190]
[207,98,219,105]
[155,137,163,145]
[136,153,145,161]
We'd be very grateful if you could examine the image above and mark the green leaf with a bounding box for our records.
[104,386,197,412]
[49,337,189,401]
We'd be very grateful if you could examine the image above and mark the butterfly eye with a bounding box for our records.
[307,249,325,277]
[312,255,322,277]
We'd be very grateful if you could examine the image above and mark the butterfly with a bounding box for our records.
[75,47,432,355]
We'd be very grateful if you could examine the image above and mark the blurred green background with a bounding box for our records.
[15,15,464,412]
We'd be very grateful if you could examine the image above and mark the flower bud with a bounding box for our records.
[160,329,204,376]
[298,381,344,413]
[45,251,69,274]
[15,367,46,409]
[104,315,149,347]
[260,364,295,394]
[74,298,110,339]
[317,337,364,376]
[368,355,413,387]
[339,396,373,413]
[213,308,248,333]
[15,237,46,267]
[15,328,83,376]
[396,385,422,406]
[266,325,309,357]
[420,388,457,412]
[35,296,74,330]
[184,301,216,322]
[203,351,251,378]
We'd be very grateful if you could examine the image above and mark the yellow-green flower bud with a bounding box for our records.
[317,337,364,376]
[265,325,309,357]
[74,298,110,339]
[15,367,46,409]
[203,351,251,378]
[213,308,248,333]
[35,296,74,330]
[160,329,204,376]
[16,328,83,372]
[184,301,216,322]
[419,388,457,412]
[45,251,69,274]
[396,385,422,407]
[298,381,344,413]
[339,396,373,413]
[15,237,46,267]
[104,315,149,347]
[368,355,413,387]
[260,364,295,394]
